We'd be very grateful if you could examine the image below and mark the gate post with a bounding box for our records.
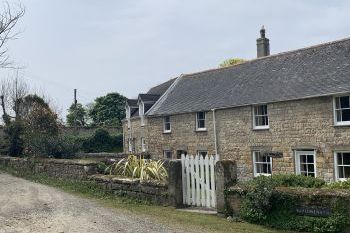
[215,160,237,215]
[168,160,183,207]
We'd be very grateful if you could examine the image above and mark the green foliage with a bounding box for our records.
[3,120,25,156]
[328,180,350,189]
[238,175,350,233]
[109,155,168,181]
[24,134,81,158]
[88,93,126,127]
[66,103,87,127]
[81,129,123,153]
[219,58,245,68]
[269,174,326,188]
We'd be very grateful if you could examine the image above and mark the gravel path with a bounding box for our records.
[0,172,202,233]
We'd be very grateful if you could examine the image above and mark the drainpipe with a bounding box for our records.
[211,109,219,158]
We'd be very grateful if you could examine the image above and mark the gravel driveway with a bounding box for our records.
[0,172,201,233]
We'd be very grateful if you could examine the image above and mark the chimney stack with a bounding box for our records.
[256,26,270,58]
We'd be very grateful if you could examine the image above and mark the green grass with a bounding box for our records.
[0,165,292,233]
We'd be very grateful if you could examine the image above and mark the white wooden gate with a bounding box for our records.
[181,154,219,209]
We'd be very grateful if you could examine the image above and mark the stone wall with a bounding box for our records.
[88,174,169,205]
[0,157,98,180]
[143,96,350,182]
[147,112,216,159]
[123,117,148,154]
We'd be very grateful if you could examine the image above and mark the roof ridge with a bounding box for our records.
[183,36,350,78]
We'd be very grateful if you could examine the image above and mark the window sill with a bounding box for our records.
[334,122,350,127]
[195,128,207,132]
[254,173,272,177]
[163,131,171,134]
[253,126,269,131]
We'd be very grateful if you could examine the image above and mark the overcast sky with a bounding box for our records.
[2,0,350,119]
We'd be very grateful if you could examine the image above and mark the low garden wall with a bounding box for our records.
[0,156,98,180]
[0,156,184,207]
[88,174,169,205]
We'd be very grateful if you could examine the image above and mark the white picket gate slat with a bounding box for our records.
[181,154,218,209]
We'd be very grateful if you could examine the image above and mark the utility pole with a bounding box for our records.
[74,89,77,131]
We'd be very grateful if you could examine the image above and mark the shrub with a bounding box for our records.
[24,134,81,158]
[238,175,350,233]
[270,174,326,188]
[109,155,168,181]
[3,120,25,156]
[328,180,350,189]
[81,129,122,153]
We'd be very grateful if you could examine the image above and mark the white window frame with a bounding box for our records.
[196,111,206,131]
[253,104,269,130]
[295,150,317,177]
[252,151,272,177]
[141,137,146,152]
[126,106,131,129]
[334,151,350,181]
[163,150,172,159]
[139,101,145,126]
[333,95,350,126]
[163,116,171,133]
[128,138,132,152]
[197,150,208,157]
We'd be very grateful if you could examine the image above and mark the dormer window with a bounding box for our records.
[163,116,171,133]
[196,112,206,131]
[334,95,350,126]
[126,105,131,128]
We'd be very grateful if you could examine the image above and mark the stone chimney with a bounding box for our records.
[256,26,270,58]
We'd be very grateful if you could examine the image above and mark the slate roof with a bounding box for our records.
[147,78,176,95]
[147,37,350,116]
[139,94,161,102]
[126,99,138,106]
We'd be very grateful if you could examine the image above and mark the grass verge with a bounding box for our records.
[0,165,292,233]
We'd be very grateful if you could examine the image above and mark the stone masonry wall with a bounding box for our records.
[88,174,169,205]
[123,117,148,154]
[145,96,350,182]
[147,112,216,159]
[0,157,98,180]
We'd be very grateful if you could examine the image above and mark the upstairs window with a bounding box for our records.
[253,105,269,129]
[163,116,171,133]
[334,96,350,125]
[139,101,145,126]
[334,152,350,181]
[253,151,272,177]
[196,112,206,130]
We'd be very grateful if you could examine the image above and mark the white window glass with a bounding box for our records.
[335,96,350,125]
[295,150,316,177]
[196,112,206,130]
[253,105,269,129]
[253,151,272,176]
[163,116,171,132]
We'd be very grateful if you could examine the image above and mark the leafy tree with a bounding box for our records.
[219,58,245,68]
[66,103,87,127]
[88,93,126,127]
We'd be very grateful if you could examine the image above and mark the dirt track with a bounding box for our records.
[0,172,199,233]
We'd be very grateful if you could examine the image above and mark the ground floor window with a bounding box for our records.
[128,138,133,152]
[197,150,208,157]
[295,150,316,177]
[163,150,172,159]
[253,151,272,177]
[141,138,146,152]
[176,150,187,159]
[334,152,350,181]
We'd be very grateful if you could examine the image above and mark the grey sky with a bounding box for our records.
[3,0,350,119]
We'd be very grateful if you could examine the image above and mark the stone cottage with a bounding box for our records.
[123,28,350,182]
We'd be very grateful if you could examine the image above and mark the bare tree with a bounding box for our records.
[0,1,25,68]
